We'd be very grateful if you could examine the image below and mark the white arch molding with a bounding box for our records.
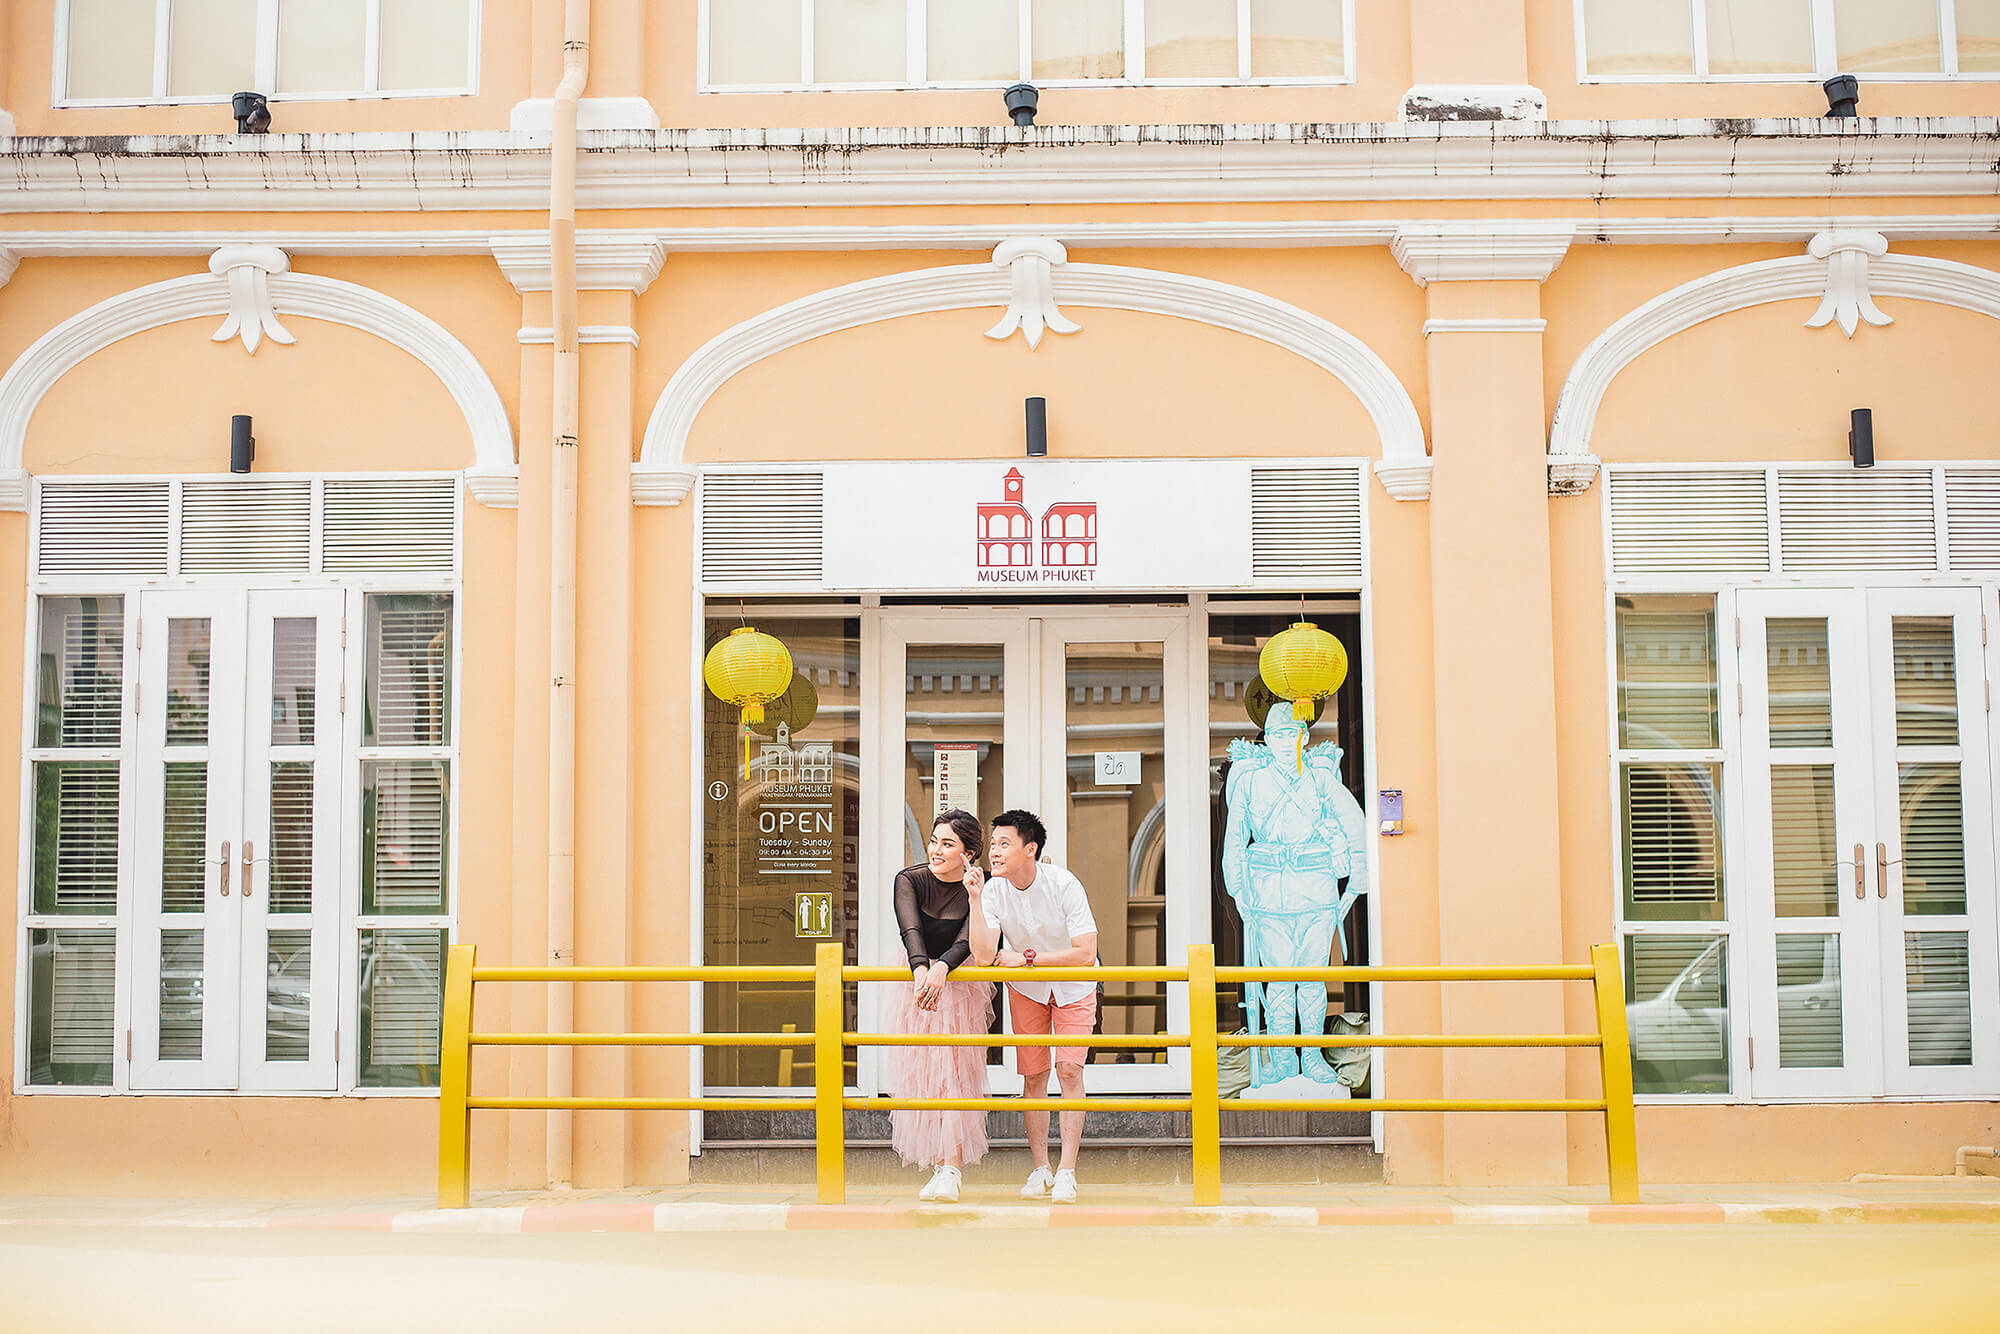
[0,258,518,510]
[633,251,1431,504]
[1547,233,2000,494]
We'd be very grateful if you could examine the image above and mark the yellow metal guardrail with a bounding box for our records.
[438,942,1639,1208]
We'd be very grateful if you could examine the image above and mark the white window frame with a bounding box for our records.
[1575,0,2000,84]
[51,0,483,108]
[1604,461,2000,1106]
[698,0,1354,92]
[14,473,462,1098]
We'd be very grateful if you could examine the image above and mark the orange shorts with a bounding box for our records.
[1006,988,1097,1078]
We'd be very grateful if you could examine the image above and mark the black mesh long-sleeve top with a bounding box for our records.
[894,864,972,972]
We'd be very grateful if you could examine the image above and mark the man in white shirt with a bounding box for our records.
[966,809,1099,1204]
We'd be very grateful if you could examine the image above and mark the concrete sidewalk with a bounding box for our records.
[2,1177,1997,1233]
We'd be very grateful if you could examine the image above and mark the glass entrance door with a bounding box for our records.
[868,608,1198,1095]
[1739,588,1998,1099]
[130,588,346,1091]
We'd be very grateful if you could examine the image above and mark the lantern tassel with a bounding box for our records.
[1292,698,1309,772]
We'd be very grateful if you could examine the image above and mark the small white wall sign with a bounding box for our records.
[1095,751,1141,785]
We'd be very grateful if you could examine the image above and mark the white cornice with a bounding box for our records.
[1392,221,1574,286]
[3,215,2000,261]
[0,119,1997,212]
[0,249,17,289]
[631,463,696,507]
[638,258,1430,501]
[1548,237,2000,492]
[0,266,517,511]
[489,234,667,294]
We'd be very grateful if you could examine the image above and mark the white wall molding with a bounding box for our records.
[0,265,518,511]
[208,245,296,353]
[1804,230,1893,336]
[489,234,667,294]
[516,325,641,346]
[0,249,18,290]
[636,260,1429,504]
[4,214,2000,260]
[1548,236,2000,495]
[3,121,2000,211]
[1392,221,1574,286]
[630,463,696,507]
[1421,317,1548,336]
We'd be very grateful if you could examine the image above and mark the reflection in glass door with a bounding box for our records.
[1739,588,1996,1098]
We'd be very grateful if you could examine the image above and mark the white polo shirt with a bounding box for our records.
[981,862,1098,1006]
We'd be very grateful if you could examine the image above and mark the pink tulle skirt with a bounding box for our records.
[885,976,996,1169]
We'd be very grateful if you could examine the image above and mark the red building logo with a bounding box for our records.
[976,469,1098,572]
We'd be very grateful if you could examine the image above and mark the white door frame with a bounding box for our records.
[1738,586,1997,1099]
[865,604,1204,1097]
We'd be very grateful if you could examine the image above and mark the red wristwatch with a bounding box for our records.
[1023,949,1037,968]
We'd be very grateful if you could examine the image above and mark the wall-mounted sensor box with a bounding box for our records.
[1379,789,1405,837]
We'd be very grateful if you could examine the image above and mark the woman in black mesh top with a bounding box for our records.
[889,807,996,1203]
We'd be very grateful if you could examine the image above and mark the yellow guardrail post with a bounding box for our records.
[437,943,477,1209]
[1591,942,1641,1204]
[814,943,846,1205]
[1187,944,1222,1206]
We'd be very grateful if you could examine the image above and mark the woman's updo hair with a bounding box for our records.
[932,808,984,861]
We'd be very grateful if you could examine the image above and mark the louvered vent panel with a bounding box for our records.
[180,480,312,573]
[1608,471,1769,574]
[1250,467,1364,583]
[36,481,169,576]
[1777,471,1937,572]
[1943,470,2000,570]
[701,472,824,585]
[323,478,458,573]
[46,930,116,1065]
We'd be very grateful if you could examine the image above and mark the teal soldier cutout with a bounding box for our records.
[1222,701,1370,1087]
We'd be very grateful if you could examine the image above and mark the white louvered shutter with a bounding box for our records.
[180,480,312,573]
[1250,466,1364,584]
[700,472,824,585]
[1942,469,2000,571]
[47,930,117,1064]
[323,478,458,573]
[1776,471,1937,573]
[1608,471,1770,575]
[36,481,170,576]
[363,931,445,1067]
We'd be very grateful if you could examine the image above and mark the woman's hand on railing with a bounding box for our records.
[913,961,948,1010]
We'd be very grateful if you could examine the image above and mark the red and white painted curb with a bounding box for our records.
[7,1199,1999,1232]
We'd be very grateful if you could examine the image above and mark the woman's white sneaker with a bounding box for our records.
[919,1165,962,1203]
[1051,1169,1079,1204]
[1020,1165,1055,1199]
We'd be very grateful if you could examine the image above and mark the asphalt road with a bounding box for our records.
[1,1223,1992,1332]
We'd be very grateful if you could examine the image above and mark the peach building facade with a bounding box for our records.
[1,0,1997,1196]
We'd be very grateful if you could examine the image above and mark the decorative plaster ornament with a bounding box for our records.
[208,246,297,354]
[1805,230,1893,338]
[984,238,1082,350]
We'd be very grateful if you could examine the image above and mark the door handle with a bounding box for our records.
[217,840,231,896]
[242,839,255,898]
[1875,842,1901,899]
[1853,842,1865,901]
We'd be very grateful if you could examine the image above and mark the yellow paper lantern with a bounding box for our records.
[704,626,794,727]
[1259,621,1348,726]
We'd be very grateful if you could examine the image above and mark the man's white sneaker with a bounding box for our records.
[1020,1165,1055,1200]
[1051,1169,1079,1204]
[919,1165,962,1203]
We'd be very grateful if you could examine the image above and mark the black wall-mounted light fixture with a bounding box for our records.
[232,91,272,133]
[1849,407,1875,469]
[1823,74,1859,119]
[230,414,256,474]
[1025,397,1048,457]
[1004,83,1040,126]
